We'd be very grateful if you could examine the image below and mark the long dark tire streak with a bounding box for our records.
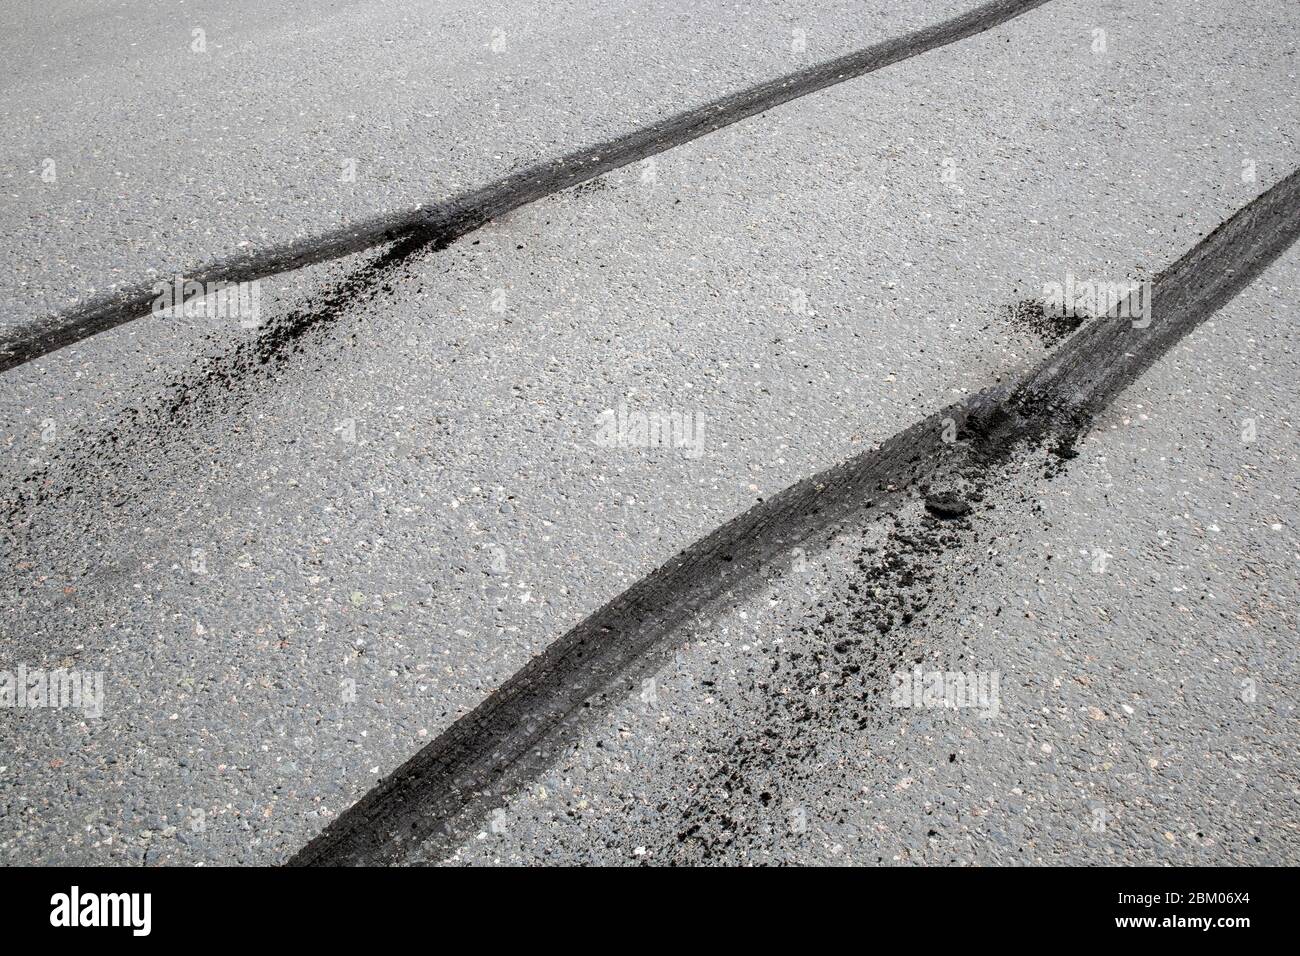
[0,0,1054,374]
[290,168,1300,865]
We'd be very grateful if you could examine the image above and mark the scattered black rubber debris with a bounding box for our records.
[923,492,973,519]
[1,233,438,537]
[660,487,994,862]
[289,166,1300,866]
[0,0,1054,374]
[1002,298,1086,347]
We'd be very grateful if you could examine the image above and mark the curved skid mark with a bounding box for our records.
[290,166,1300,865]
[0,0,1053,373]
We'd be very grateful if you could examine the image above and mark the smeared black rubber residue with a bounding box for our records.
[1002,298,1086,347]
[923,491,973,519]
[666,494,986,861]
[1,232,441,544]
[289,167,1300,865]
[0,0,1054,373]
[652,450,1060,863]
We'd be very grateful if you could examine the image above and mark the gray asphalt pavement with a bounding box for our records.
[1,0,1297,866]
[434,244,1300,865]
[0,0,972,331]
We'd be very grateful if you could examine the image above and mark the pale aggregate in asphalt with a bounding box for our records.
[0,0,972,329]
[1,0,1297,864]
[436,248,1300,865]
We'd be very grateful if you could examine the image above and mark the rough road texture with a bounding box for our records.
[0,0,1050,372]
[294,169,1300,864]
[2,0,1296,868]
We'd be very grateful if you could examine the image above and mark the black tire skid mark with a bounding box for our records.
[1,232,443,557]
[0,0,1053,373]
[289,169,1300,865]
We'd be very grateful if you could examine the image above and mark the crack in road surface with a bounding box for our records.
[289,166,1300,865]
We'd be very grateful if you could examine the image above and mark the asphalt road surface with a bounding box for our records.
[1,0,1296,867]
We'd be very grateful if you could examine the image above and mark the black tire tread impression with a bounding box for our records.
[289,167,1300,865]
[0,0,1053,373]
